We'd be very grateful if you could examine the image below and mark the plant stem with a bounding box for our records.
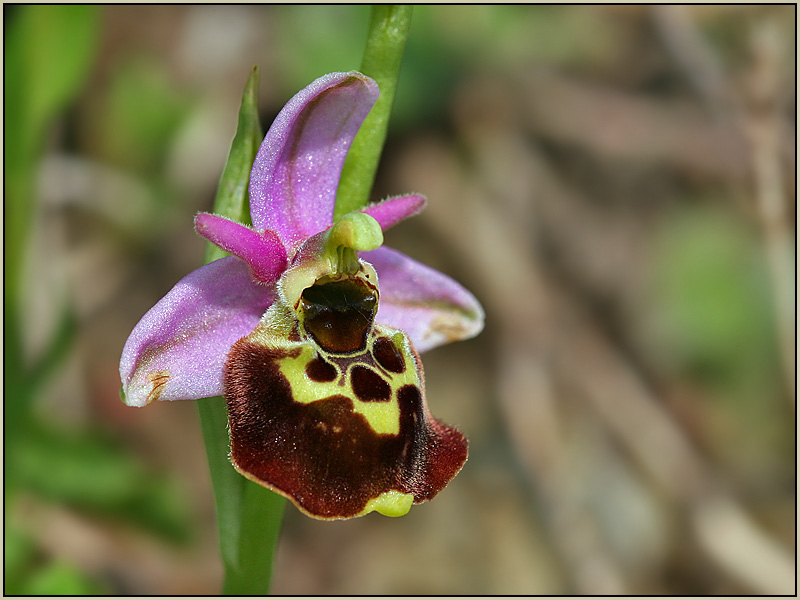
[196,66,287,595]
[335,5,413,218]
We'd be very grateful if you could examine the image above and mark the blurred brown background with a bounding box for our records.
[5,4,795,595]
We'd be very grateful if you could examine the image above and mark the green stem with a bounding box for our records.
[196,66,287,595]
[335,5,413,218]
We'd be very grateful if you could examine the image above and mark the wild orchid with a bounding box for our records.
[120,71,483,520]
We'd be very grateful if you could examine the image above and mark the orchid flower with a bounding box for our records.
[119,72,484,520]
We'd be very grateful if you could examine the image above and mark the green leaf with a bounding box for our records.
[4,526,36,594]
[197,396,246,572]
[98,57,191,174]
[21,561,106,596]
[223,483,286,595]
[335,5,413,217]
[4,4,99,458]
[12,426,191,543]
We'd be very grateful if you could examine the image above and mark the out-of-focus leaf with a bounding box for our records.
[650,207,777,385]
[5,521,107,595]
[20,561,107,596]
[4,4,99,333]
[13,427,191,543]
[6,5,99,136]
[95,56,191,175]
[4,526,36,594]
[27,305,79,395]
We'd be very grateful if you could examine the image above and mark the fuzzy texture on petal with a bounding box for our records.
[249,72,379,251]
[361,246,485,353]
[120,257,275,407]
[360,194,426,231]
[195,213,287,283]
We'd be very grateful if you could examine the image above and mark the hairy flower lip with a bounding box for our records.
[223,249,471,518]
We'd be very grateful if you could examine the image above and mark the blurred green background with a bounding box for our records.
[4,5,795,594]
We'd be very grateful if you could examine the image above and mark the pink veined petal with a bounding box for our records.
[361,246,485,354]
[249,71,379,251]
[120,256,275,407]
[360,194,427,231]
[195,212,287,283]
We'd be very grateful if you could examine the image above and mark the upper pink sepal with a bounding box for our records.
[248,72,380,251]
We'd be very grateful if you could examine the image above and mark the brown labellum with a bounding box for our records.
[223,261,468,519]
[224,335,468,519]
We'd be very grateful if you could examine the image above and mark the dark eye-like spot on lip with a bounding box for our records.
[306,357,338,382]
[351,365,391,402]
[301,279,377,353]
[373,336,406,373]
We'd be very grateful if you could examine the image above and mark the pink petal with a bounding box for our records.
[249,72,379,251]
[362,246,485,353]
[195,213,287,283]
[120,257,275,407]
[361,194,426,231]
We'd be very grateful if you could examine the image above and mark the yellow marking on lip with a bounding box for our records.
[350,398,400,435]
[276,345,347,406]
[275,340,424,436]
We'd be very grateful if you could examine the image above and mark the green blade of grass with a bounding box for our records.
[335,5,413,218]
